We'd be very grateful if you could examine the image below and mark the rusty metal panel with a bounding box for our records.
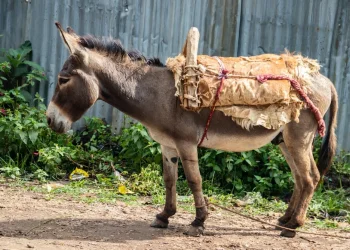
[0,0,349,151]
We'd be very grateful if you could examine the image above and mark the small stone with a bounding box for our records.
[234,199,247,207]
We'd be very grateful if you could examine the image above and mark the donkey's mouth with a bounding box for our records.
[46,102,72,134]
[51,119,73,134]
[47,119,70,134]
[54,121,66,134]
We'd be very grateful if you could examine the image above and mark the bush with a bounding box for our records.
[197,145,293,196]
[0,41,66,178]
[114,123,295,196]
[128,163,164,196]
[117,123,162,172]
[0,41,122,181]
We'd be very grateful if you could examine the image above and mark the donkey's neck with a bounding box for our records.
[96,62,175,125]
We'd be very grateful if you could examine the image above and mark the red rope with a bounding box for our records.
[198,68,228,147]
[256,74,326,137]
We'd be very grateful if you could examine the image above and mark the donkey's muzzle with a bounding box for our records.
[46,101,72,134]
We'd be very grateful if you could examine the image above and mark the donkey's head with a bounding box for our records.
[47,23,102,133]
[47,22,164,133]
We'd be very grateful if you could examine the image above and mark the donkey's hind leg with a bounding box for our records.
[277,143,302,226]
[279,126,320,237]
[151,145,179,228]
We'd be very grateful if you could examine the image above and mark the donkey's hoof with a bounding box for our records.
[280,229,296,238]
[184,225,204,237]
[150,218,168,228]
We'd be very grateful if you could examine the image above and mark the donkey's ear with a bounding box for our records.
[67,26,79,38]
[55,22,78,53]
[55,22,89,64]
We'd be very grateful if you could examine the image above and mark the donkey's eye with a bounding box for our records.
[58,77,70,85]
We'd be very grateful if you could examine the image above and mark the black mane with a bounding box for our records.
[146,58,164,67]
[78,35,164,67]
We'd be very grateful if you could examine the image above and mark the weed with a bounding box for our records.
[117,123,162,172]
[332,151,350,176]
[309,188,350,222]
[128,163,164,198]
[0,157,21,179]
[29,179,139,205]
[242,192,288,215]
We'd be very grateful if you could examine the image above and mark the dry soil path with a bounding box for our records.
[0,186,349,250]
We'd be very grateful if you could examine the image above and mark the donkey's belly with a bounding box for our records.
[200,127,283,152]
[148,125,283,153]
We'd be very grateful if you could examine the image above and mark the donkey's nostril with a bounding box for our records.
[47,117,52,126]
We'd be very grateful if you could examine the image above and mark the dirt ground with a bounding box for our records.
[0,185,349,250]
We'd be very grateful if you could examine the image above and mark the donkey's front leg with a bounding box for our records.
[151,145,179,228]
[178,143,208,236]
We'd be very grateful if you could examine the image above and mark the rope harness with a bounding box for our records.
[197,57,228,146]
[197,57,326,147]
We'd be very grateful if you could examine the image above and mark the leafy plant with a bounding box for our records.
[0,41,45,92]
[74,117,119,152]
[0,41,50,163]
[128,163,164,196]
[117,123,162,172]
[309,188,350,222]
[332,151,350,175]
[0,44,123,180]
[0,157,21,179]
[32,168,49,182]
[196,144,293,196]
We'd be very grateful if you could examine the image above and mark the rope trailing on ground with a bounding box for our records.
[209,202,350,239]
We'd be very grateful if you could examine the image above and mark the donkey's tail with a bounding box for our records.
[317,83,338,177]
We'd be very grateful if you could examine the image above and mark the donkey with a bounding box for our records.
[47,23,338,238]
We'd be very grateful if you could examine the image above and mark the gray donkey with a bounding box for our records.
[47,23,338,238]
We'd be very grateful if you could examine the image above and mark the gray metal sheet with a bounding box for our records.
[0,0,349,151]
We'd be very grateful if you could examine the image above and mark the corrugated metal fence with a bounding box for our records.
[0,0,349,151]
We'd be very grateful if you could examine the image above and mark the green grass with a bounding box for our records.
[309,188,350,223]
[1,173,349,231]
[26,179,140,205]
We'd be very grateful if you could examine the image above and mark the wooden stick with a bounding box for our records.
[184,27,200,110]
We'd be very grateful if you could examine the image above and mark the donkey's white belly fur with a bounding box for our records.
[199,128,283,152]
[147,127,283,153]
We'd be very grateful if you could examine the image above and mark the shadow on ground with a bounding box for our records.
[0,217,286,243]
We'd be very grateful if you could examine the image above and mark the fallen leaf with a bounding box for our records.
[118,185,127,195]
[118,185,133,195]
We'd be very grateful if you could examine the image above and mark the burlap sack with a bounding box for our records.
[166,53,320,130]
